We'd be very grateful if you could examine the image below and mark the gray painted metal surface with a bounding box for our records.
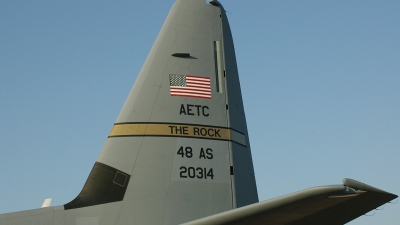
[0,0,396,224]
[183,180,397,225]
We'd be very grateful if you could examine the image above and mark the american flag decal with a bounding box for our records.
[169,74,211,99]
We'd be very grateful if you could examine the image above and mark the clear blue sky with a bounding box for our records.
[1,0,399,224]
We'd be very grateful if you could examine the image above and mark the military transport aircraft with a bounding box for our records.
[0,0,397,224]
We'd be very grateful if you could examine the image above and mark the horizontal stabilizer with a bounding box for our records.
[41,198,52,208]
[182,178,397,225]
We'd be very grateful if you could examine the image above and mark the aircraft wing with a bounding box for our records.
[183,178,397,225]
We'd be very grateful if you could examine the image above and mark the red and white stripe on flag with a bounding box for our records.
[169,74,211,99]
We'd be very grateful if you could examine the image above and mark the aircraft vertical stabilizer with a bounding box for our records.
[63,0,258,224]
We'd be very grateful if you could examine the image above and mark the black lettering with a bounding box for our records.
[207,168,214,179]
[178,146,192,158]
[193,127,200,135]
[169,126,175,134]
[187,104,194,115]
[199,148,206,159]
[182,126,189,135]
[207,128,214,137]
[179,104,186,115]
[177,146,184,157]
[176,126,183,134]
[171,126,189,135]
[188,167,195,178]
[179,167,214,180]
[180,166,187,178]
[180,104,209,117]
[185,147,193,158]
[214,129,221,137]
[196,167,203,179]
[202,106,209,117]
[200,128,207,136]
[195,105,201,116]
[206,148,213,159]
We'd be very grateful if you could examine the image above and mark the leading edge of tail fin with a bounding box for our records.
[64,0,258,224]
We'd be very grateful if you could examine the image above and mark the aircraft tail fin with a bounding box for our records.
[41,198,52,208]
[63,0,258,224]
